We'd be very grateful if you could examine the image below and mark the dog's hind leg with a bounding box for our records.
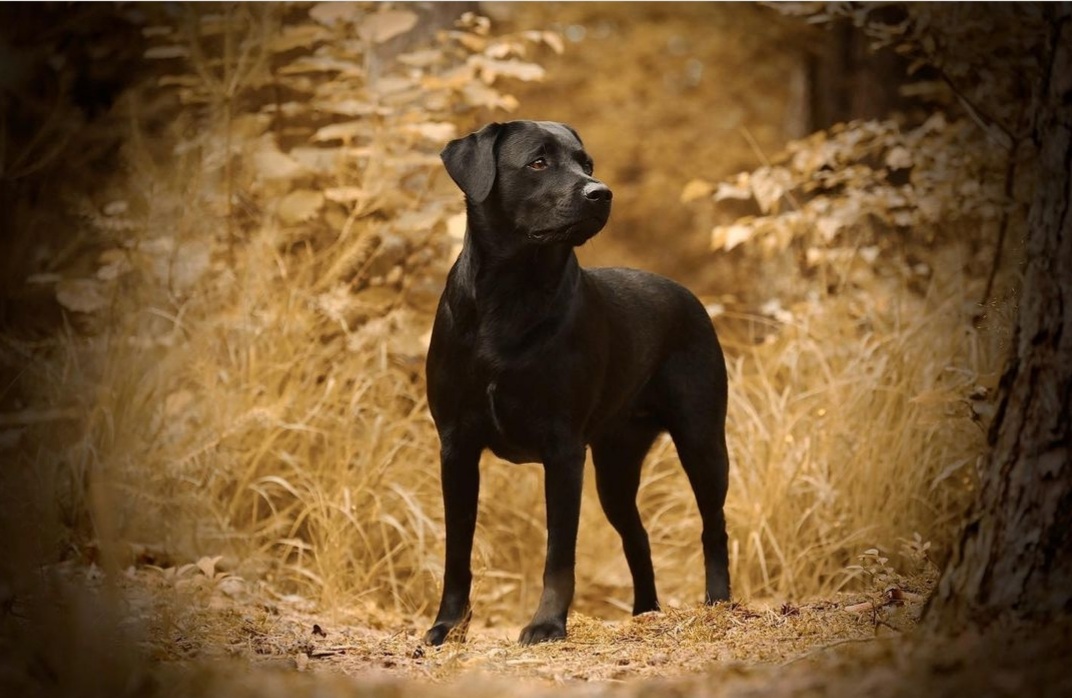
[658,352,731,604]
[592,423,661,614]
[673,428,731,603]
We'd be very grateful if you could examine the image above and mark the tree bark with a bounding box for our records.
[925,9,1072,628]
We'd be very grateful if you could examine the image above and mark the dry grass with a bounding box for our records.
[41,216,1002,624]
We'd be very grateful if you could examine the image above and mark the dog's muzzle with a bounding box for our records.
[583,182,613,204]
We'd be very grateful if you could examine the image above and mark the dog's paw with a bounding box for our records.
[423,623,450,646]
[518,619,566,645]
[424,620,468,646]
[424,607,472,646]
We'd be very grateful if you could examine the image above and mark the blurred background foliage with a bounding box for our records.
[0,1,1037,645]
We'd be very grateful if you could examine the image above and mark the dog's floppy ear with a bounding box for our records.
[561,123,584,148]
[441,122,503,203]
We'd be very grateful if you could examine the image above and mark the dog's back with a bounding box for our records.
[582,266,727,435]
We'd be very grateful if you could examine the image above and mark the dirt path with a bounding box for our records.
[97,567,1070,698]
[110,567,921,693]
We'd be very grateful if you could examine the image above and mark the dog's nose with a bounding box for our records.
[583,182,613,202]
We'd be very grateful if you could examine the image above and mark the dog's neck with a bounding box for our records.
[456,225,581,353]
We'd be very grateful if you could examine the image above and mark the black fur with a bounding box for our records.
[424,121,730,646]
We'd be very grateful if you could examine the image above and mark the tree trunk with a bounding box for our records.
[803,17,911,132]
[925,10,1072,628]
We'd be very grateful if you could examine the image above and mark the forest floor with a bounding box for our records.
[15,563,1070,698]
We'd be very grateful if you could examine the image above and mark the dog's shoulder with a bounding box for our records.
[585,266,694,303]
[584,266,712,336]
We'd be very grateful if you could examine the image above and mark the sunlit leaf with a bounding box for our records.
[324,186,366,203]
[461,81,519,111]
[368,76,414,95]
[145,45,189,60]
[251,137,308,180]
[289,147,344,174]
[749,167,793,214]
[311,98,382,117]
[358,10,418,44]
[158,74,201,88]
[681,178,714,203]
[393,204,445,232]
[268,24,331,53]
[277,189,325,225]
[397,49,443,68]
[541,31,565,54]
[471,56,545,83]
[171,239,214,291]
[56,279,109,314]
[402,122,457,142]
[313,120,371,143]
[278,55,363,75]
[886,146,913,169]
[309,2,362,27]
[714,177,752,202]
[711,223,754,252]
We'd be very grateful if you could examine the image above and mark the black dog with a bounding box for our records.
[424,121,730,646]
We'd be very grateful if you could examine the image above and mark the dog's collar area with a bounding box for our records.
[486,382,505,437]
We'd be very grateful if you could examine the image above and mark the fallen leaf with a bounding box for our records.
[196,555,222,578]
[845,600,875,614]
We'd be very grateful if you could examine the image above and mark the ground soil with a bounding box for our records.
[20,566,1064,698]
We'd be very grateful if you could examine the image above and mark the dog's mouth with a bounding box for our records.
[527,217,606,245]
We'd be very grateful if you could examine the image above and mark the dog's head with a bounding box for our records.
[441,120,612,247]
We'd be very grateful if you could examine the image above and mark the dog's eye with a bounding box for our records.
[528,158,549,171]
[583,161,594,175]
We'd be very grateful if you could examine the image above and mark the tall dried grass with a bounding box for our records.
[52,200,1004,625]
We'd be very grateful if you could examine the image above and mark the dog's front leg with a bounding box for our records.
[425,439,481,645]
[519,444,586,645]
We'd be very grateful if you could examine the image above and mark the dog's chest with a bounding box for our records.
[480,373,558,464]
